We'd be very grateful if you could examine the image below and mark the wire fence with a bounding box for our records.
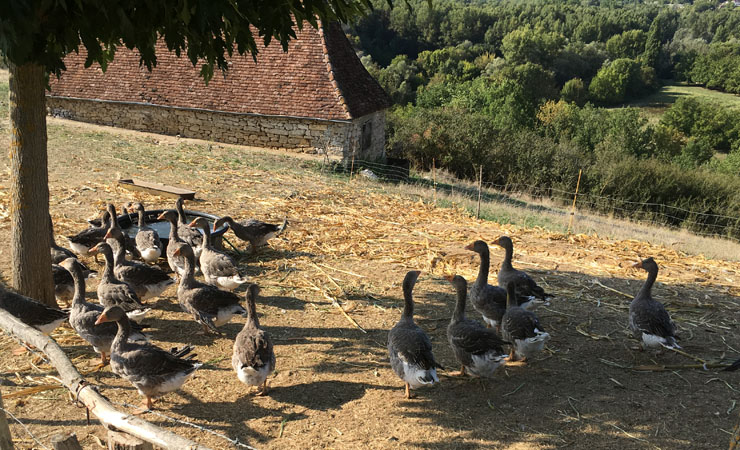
[328,157,740,243]
[1,405,51,450]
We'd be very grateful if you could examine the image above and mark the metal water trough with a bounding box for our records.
[117,209,228,250]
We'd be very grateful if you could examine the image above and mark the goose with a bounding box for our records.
[629,257,679,350]
[0,286,68,335]
[105,203,140,261]
[232,284,275,395]
[60,258,148,368]
[88,242,150,323]
[501,281,550,361]
[464,240,508,329]
[387,271,442,398]
[67,210,110,257]
[130,202,163,264]
[493,236,552,307]
[445,275,508,378]
[52,216,96,302]
[213,216,288,253]
[174,198,203,259]
[105,226,174,300]
[189,217,247,291]
[95,305,201,414]
[157,210,188,278]
[50,214,77,264]
[175,243,247,333]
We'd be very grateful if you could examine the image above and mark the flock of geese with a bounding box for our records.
[2,197,285,413]
[388,239,678,398]
[0,196,681,412]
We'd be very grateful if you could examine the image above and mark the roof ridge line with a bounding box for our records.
[318,22,352,121]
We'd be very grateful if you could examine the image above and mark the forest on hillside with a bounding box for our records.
[347,0,740,240]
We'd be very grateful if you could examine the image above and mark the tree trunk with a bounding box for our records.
[0,390,13,450]
[8,62,55,306]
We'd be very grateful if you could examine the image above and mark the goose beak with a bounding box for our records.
[444,275,455,282]
[188,219,198,228]
[156,213,166,221]
[464,242,475,251]
[104,230,112,239]
[94,313,109,325]
[631,261,643,269]
[88,244,100,255]
[173,247,182,257]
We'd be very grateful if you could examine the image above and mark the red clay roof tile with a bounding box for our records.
[48,22,390,121]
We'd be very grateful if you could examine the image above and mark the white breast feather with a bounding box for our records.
[237,364,272,387]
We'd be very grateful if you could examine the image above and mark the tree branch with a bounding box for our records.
[0,310,211,450]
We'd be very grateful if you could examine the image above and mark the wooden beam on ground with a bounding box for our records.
[0,309,211,450]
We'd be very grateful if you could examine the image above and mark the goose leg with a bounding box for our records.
[257,380,269,396]
[451,365,467,377]
[404,383,414,399]
[133,396,154,415]
[93,352,109,370]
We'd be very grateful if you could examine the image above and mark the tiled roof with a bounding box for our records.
[48,22,390,121]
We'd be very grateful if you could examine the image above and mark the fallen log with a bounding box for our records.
[0,309,211,450]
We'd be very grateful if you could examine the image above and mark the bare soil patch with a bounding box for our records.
[1,118,739,449]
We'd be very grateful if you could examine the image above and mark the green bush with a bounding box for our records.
[560,78,588,106]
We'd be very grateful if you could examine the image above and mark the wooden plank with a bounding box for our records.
[118,179,195,200]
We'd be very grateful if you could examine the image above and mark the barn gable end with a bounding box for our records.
[47,22,391,161]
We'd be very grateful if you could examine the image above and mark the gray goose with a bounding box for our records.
[175,198,203,259]
[189,217,247,291]
[95,305,201,414]
[50,214,77,264]
[89,242,150,323]
[106,226,174,300]
[387,271,442,398]
[61,258,148,368]
[175,243,247,333]
[213,216,288,253]
[0,285,68,335]
[232,284,275,395]
[629,257,679,350]
[445,275,508,378]
[157,210,188,277]
[501,281,550,361]
[67,210,110,257]
[52,263,80,304]
[130,202,163,264]
[494,236,552,307]
[105,204,140,261]
[464,240,508,329]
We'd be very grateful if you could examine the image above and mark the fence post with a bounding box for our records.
[51,433,82,450]
[432,158,437,206]
[567,169,583,234]
[349,149,356,182]
[107,430,153,450]
[477,165,483,219]
[0,391,13,450]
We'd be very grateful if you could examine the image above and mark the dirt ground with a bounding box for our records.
[1,118,740,449]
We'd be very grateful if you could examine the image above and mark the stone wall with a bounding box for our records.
[47,97,386,161]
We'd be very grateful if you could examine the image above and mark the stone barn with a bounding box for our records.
[47,22,391,161]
